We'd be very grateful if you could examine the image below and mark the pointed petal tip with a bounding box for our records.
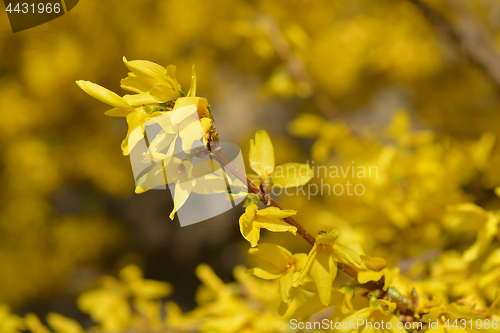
[75,80,87,88]
[135,186,148,194]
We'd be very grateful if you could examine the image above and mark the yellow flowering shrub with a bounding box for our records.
[4,0,500,332]
[3,56,494,333]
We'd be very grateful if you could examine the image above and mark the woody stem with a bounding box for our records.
[211,147,315,246]
[211,146,415,317]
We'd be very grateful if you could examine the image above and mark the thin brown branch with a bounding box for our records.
[211,146,316,246]
[210,146,420,317]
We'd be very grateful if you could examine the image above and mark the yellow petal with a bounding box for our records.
[292,291,343,320]
[148,131,178,157]
[121,57,181,97]
[186,65,197,97]
[360,255,387,271]
[239,219,260,247]
[169,178,195,219]
[253,243,294,270]
[256,206,296,219]
[310,250,337,306]
[173,96,209,118]
[293,253,309,271]
[104,108,132,117]
[121,112,146,156]
[123,57,169,80]
[293,245,317,286]
[122,92,159,107]
[201,117,212,140]
[271,163,312,188]
[332,243,367,271]
[195,264,225,291]
[278,289,298,316]
[134,161,166,192]
[375,299,398,314]
[357,269,392,291]
[192,174,228,195]
[25,313,50,333]
[129,279,173,299]
[150,83,182,102]
[340,285,356,314]
[179,117,205,152]
[46,313,84,333]
[338,308,372,333]
[247,266,283,280]
[171,104,198,125]
[76,80,133,110]
[124,110,167,155]
[316,229,340,244]
[463,213,500,262]
[242,204,258,226]
[190,158,219,177]
[121,72,149,94]
[278,268,295,302]
[249,130,275,177]
[253,218,297,234]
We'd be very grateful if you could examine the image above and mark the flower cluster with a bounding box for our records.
[71,61,500,333]
[77,59,222,219]
[3,58,500,333]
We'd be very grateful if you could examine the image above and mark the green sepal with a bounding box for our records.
[244,195,259,207]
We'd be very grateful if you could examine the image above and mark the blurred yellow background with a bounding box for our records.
[2,0,500,321]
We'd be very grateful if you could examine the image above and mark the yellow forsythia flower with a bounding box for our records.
[77,265,172,331]
[121,57,181,101]
[247,130,312,188]
[294,229,367,306]
[75,78,168,156]
[239,204,297,247]
[248,243,307,303]
[77,59,215,157]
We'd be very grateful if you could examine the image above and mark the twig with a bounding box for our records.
[211,146,316,246]
[211,145,417,316]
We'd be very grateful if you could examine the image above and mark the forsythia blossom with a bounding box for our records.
[76,58,214,157]
[294,229,368,306]
[248,243,307,303]
[77,57,183,155]
[239,204,297,247]
[77,59,220,218]
[247,130,312,189]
